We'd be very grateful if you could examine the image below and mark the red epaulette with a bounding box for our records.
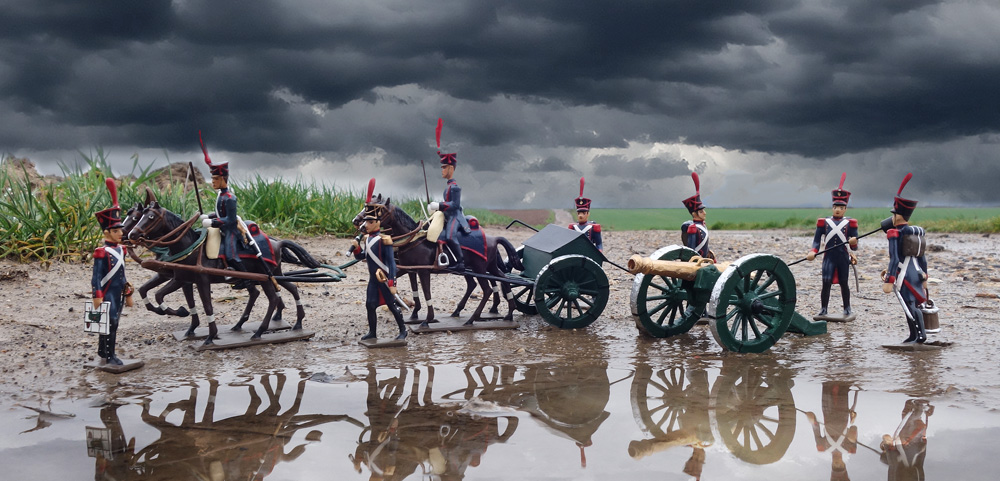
[816,218,825,227]
[887,229,900,239]
[93,247,107,259]
[687,224,698,234]
[849,218,858,228]
[592,223,601,233]
[567,224,574,229]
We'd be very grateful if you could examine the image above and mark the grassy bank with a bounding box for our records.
[1,152,515,262]
[585,208,1000,233]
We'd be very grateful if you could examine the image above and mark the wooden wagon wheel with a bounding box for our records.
[629,365,712,441]
[630,245,705,338]
[711,367,796,464]
[533,254,609,329]
[708,254,795,353]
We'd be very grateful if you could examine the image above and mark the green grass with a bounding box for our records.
[585,208,1000,233]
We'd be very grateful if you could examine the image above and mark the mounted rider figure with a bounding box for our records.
[427,118,469,271]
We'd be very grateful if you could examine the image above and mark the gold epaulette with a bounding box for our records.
[380,234,392,244]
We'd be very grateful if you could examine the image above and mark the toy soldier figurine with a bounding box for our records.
[680,172,714,260]
[198,131,256,289]
[427,118,469,271]
[569,177,602,251]
[91,178,133,366]
[882,173,929,344]
[353,179,407,342]
[807,173,859,320]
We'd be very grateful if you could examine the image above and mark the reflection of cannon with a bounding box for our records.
[86,373,360,480]
[442,362,617,468]
[629,246,827,352]
[353,366,518,481]
[629,360,797,475]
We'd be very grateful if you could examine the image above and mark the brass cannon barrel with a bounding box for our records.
[627,255,729,281]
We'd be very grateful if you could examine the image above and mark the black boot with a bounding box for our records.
[361,308,377,340]
[817,282,831,316]
[903,318,917,343]
[227,259,252,290]
[841,284,852,317]
[389,302,408,341]
[446,238,465,272]
[913,308,927,343]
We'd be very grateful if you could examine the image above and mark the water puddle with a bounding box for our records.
[3,360,999,480]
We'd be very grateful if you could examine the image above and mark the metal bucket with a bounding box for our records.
[921,299,940,333]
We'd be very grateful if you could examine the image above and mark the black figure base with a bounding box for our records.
[814,311,857,323]
[881,340,952,351]
[85,358,144,374]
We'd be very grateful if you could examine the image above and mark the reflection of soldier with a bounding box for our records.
[88,403,137,480]
[880,399,932,481]
[805,381,859,481]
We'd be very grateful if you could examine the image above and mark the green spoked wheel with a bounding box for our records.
[629,365,712,441]
[708,254,795,353]
[630,245,704,337]
[533,255,610,329]
[711,367,796,464]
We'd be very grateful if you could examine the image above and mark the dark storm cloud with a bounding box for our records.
[593,155,691,180]
[2,0,1000,205]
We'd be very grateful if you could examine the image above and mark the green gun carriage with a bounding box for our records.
[628,245,827,352]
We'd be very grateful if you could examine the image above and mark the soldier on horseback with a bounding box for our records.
[427,118,469,271]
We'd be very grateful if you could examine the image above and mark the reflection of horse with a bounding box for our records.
[122,196,296,334]
[352,195,521,324]
[353,366,519,480]
[129,200,318,343]
[86,373,360,480]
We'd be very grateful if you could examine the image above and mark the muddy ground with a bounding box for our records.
[2,228,999,409]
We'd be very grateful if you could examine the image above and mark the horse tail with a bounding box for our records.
[495,236,523,273]
[278,240,321,268]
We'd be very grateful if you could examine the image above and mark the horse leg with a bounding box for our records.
[451,276,477,318]
[408,272,422,320]
[464,276,494,325]
[489,261,515,321]
[488,280,501,314]
[181,283,201,338]
[251,282,281,340]
[232,284,260,331]
[197,280,218,345]
[281,280,305,330]
[420,271,435,322]
[138,274,169,315]
[156,279,190,317]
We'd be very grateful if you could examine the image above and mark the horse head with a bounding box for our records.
[128,201,169,243]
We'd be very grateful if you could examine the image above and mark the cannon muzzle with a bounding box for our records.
[627,255,728,280]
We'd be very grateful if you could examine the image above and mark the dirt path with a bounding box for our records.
[2,229,999,409]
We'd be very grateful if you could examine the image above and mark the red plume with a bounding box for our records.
[199,130,212,166]
[897,172,913,196]
[691,172,700,194]
[435,118,443,151]
[366,178,375,203]
[838,172,846,190]
[579,177,585,197]
[105,178,119,208]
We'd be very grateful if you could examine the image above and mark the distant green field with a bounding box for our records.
[582,208,1000,233]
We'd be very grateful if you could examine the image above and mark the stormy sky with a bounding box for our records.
[3,0,999,208]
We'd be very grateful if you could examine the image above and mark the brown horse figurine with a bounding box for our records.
[129,200,318,344]
[352,195,521,325]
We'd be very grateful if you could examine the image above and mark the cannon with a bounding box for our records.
[629,245,826,352]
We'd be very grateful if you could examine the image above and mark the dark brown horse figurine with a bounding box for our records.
[352,195,521,325]
[129,200,318,344]
[122,196,297,335]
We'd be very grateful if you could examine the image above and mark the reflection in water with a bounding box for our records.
[352,366,518,480]
[628,359,797,478]
[880,399,933,481]
[804,382,859,481]
[441,362,617,468]
[86,373,361,480]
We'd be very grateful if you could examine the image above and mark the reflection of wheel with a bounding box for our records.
[708,254,795,353]
[531,365,610,427]
[630,365,712,440]
[533,255,609,329]
[712,368,795,464]
[630,245,704,337]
